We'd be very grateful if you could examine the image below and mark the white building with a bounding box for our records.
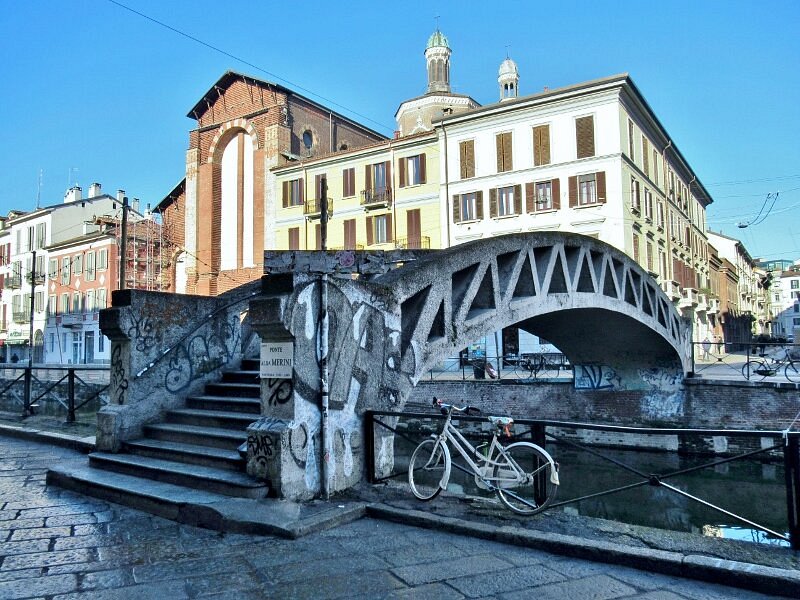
[771,261,800,340]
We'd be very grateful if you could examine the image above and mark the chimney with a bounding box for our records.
[132,198,140,214]
[64,186,82,204]
[117,189,125,203]
[88,182,102,198]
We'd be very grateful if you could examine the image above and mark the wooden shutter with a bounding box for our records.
[315,174,322,200]
[533,125,550,166]
[459,142,467,179]
[407,209,421,246]
[288,227,299,250]
[525,182,534,212]
[452,194,461,222]
[514,184,522,215]
[576,116,595,159]
[568,175,578,207]
[299,178,305,204]
[315,224,321,250]
[596,171,606,203]
[504,132,513,171]
[398,157,406,188]
[489,188,498,218]
[343,220,353,249]
[342,169,348,197]
[461,140,475,179]
[365,165,372,192]
[552,178,561,210]
[386,213,393,243]
[496,134,504,172]
[642,137,649,175]
[419,154,427,184]
[366,216,374,246]
[384,161,391,192]
[282,181,288,208]
[476,191,484,219]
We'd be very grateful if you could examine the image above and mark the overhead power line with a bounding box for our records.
[105,0,393,134]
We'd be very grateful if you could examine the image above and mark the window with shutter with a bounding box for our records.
[342,168,355,197]
[628,119,635,160]
[496,132,513,172]
[400,154,426,187]
[344,219,356,249]
[366,216,374,246]
[406,209,421,248]
[533,125,550,166]
[284,178,304,206]
[288,227,300,250]
[455,192,479,222]
[642,137,649,176]
[459,140,475,179]
[452,194,461,222]
[576,116,595,159]
[533,181,553,211]
[552,178,561,210]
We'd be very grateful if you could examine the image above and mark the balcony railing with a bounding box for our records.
[12,311,30,324]
[25,272,45,285]
[360,187,392,208]
[660,280,681,301]
[696,293,708,312]
[303,197,333,218]
[707,297,721,314]
[679,287,699,309]
[395,235,431,250]
[6,276,22,289]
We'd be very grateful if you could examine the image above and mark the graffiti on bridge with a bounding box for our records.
[574,365,623,390]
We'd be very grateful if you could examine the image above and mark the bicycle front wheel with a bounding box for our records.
[408,438,451,501]
[493,442,558,515]
[742,360,769,380]
[786,360,800,383]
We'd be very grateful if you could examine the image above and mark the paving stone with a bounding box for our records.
[45,513,99,527]
[19,504,108,519]
[385,582,466,599]
[447,564,566,597]
[501,574,636,600]
[184,569,264,597]
[78,568,135,591]
[266,570,405,599]
[269,552,391,585]
[0,573,78,599]
[53,579,189,600]
[133,555,252,584]
[0,538,51,555]
[2,548,96,571]
[0,567,42,582]
[10,525,72,540]
[392,554,514,586]
[633,592,694,600]
[0,517,46,530]
[54,535,121,551]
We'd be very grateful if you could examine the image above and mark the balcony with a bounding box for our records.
[25,272,45,286]
[360,187,392,209]
[660,280,681,301]
[6,275,22,289]
[696,293,708,313]
[12,311,30,324]
[395,236,431,250]
[707,297,721,315]
[678,287,699,309]
[303,198,333,219]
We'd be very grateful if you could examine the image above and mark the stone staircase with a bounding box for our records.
[48,358,269,516]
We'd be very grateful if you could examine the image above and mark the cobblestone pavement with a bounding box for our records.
[0,437,792,599]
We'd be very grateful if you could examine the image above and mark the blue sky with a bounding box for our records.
[1,0,798,261]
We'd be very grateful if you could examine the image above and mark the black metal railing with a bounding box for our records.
[424,353,573,383]
[0,365,110,422]
[691,341,800,383]
[395,236,431,250]
[365,409,800,549]
[303,197,333,218]
[360,187,392,207]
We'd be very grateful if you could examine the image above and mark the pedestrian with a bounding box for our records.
[701,338,711,361]
[715,335,723,354]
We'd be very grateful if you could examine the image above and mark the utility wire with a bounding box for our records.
[105,0,393,135]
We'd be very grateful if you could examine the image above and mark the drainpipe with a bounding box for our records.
[442,122,451,247]
[319,177,330,498]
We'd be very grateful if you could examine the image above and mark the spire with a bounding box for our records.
[498,55,519,101]
[425,28,451,94]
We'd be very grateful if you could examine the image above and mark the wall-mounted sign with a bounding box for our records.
[260,342,294,379]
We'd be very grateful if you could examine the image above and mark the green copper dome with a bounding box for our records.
[426,29,449,50]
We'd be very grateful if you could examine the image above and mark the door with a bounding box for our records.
[84,331,95,364]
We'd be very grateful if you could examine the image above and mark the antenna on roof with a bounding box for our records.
[36,169,43,209]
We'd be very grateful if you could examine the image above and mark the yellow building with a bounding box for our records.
[272,132,441,251]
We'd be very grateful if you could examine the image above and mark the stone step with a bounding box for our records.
[143,423,246,451]
[204,382,260,398]
[88,452,268,499]
[165,408,258,430]
[123,438,244,471]
[220,370,260,385]
[241,358,260,371]
[185,395,261,414]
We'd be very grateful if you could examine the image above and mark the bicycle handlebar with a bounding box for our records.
[432,396,481,416]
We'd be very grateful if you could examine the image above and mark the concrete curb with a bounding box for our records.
[0,423,95,453]
[366,503,800,598]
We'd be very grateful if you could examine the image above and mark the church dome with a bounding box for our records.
[426,29,450,50]
[498,58,519,79]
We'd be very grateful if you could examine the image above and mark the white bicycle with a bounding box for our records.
[408,397,560,515]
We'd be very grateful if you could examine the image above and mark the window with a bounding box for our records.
[366,213,392,245]
[99,334,106,353]
[644,189,653,221]
[48,259,57,279]
[60,293,69,314]
[61,257,70,285]
[343,219,356,250]
[534,181,552,211]
[72,292,82,314]
[97,288,107,310]
[657,200,665,229]
[653,149,659,186]
[35,291,44,313]
[659,250,668,280]
[288,227,300,251]
[86,290,95,312]
[48,295,56,315]
[364,161,390,203]
[791,280,798,289]
[36,223,46,249]
[569,172,606,206]
[646,242,653,272]
[453,191,483,222]
[302,130,313,151]
[642,137,650,176]
[27,226,34,252]
[282,178,304,207]
[73,254,83,275]
[632,234,640,263]
[61,333,67,353]
[576,115,595,159]
[631,177,640,211]
[491,185,519,217]
[98,249,108,270]
[48,333,54,354]
[459,140,475,179]
[628,119,635,160]
[342,168,355,197]
[314,174,328,203]
[399,154,426,187]
[495,131,513,172]
[532,124,550,166]
[85,251,96,282]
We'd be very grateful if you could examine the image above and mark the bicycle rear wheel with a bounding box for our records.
[493,442,558,515]
[742,360,770,380]
[786,360,800,383]
[408,438,450,501]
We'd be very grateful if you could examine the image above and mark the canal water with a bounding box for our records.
[394,431,789,547]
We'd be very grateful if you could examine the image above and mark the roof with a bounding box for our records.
[187,70,387,140]
[153,178,185,214]
[426,30,449,50]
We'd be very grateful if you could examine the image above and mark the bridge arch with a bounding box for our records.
[376,232,691,384]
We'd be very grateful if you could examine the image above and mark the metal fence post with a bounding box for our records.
[364,411,375,484]
[530,422,548,506]
[67,368,76,423]
[22,367,32,418]
[785,434,800,550]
